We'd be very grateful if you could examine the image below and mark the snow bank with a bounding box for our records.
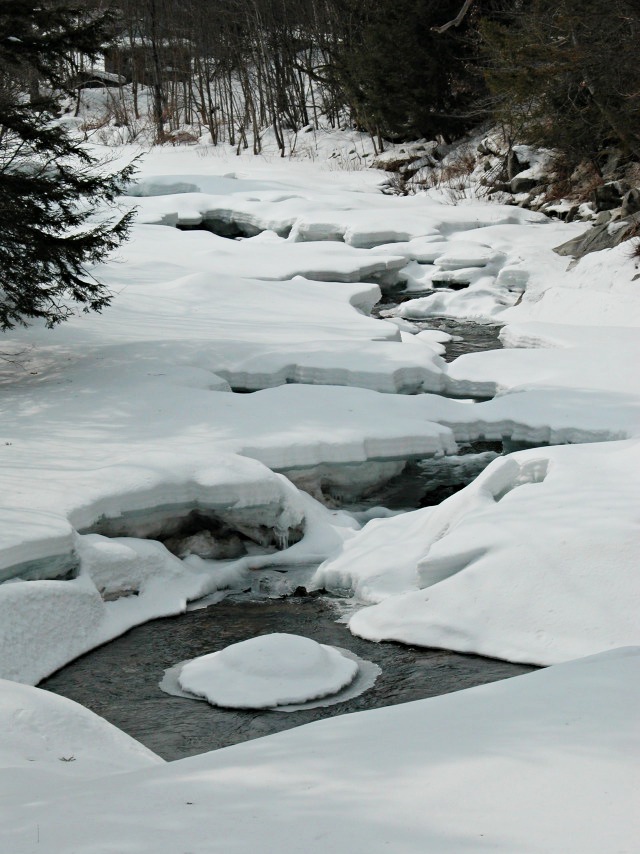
[502,241,640,327]
[0,577,105,684]
[313,507,435,602]
[341,440,640,664]
[446,328,640,398]
[1,648,637,853]
[0,679,161,808]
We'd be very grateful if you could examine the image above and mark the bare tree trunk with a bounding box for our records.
[147,0,167,142]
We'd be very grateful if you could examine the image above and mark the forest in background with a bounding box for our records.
[52,0,639,177]
[2,0,640,244]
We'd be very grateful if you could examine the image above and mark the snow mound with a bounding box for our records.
[177,632,359,708]
[345,440,640,664]
[0,679,161,807]
[0,577,105,684]
[161,646,381,712]
[0,680,160,774]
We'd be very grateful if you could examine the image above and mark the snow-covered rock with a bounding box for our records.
[177,633,358,708]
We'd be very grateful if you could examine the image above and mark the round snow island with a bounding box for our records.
[177,632,360,709]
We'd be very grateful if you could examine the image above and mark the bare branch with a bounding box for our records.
[432,0,477,34]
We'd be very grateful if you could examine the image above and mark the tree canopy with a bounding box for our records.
[480,0,640,169]
[0,0,135,330]
[330,0,483,142]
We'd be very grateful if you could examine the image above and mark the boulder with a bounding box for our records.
[553,211,640,259]
[593,210,613,226]
[507,148,527,179]
[593,181,630,212]
[563,204,581,222]
[163,530,246,559]
[372,142,440,173]
[477,136,500,156]
[621,188,640,217]
[510,173,540,194]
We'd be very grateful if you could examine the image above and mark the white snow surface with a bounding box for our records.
[0,141,639,683]
[161,645,380,712]
[1,648,638,853]
[177,633,358,708]
[322,440,640,664]
[0,678,161,808]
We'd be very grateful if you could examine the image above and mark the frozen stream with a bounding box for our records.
[42,596,534,760]
[39,318,535,760]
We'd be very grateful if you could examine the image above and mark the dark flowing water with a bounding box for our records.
[42,596,534,760]
[42,312,523,761]
[374,296,504,363]
[418,316,503,362]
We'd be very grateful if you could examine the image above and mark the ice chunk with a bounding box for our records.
[177,633,358,708]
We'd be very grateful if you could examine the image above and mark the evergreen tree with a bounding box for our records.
[0,0,135,330]
[332,0,482,143]
[480,0,640,170]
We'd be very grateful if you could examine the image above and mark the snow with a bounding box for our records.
[391,221,581,316]
[119,219,409,284]
[161,645,380,712]
[503,242,640,327]
[0,115,639,854]
[123,168,549,250]
[0,486,362,685]
[0,138,638,709]
[0,679,161,808]
[445,332,639,397]
[0,576,105,685]
[1,648,638,853]
[76,534,188,596]
[339,440,640,663]
[176,633,359,708]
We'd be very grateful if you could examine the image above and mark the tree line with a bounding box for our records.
[91,0,484,152]
[9,0,640,167]
[89,0,640,173]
